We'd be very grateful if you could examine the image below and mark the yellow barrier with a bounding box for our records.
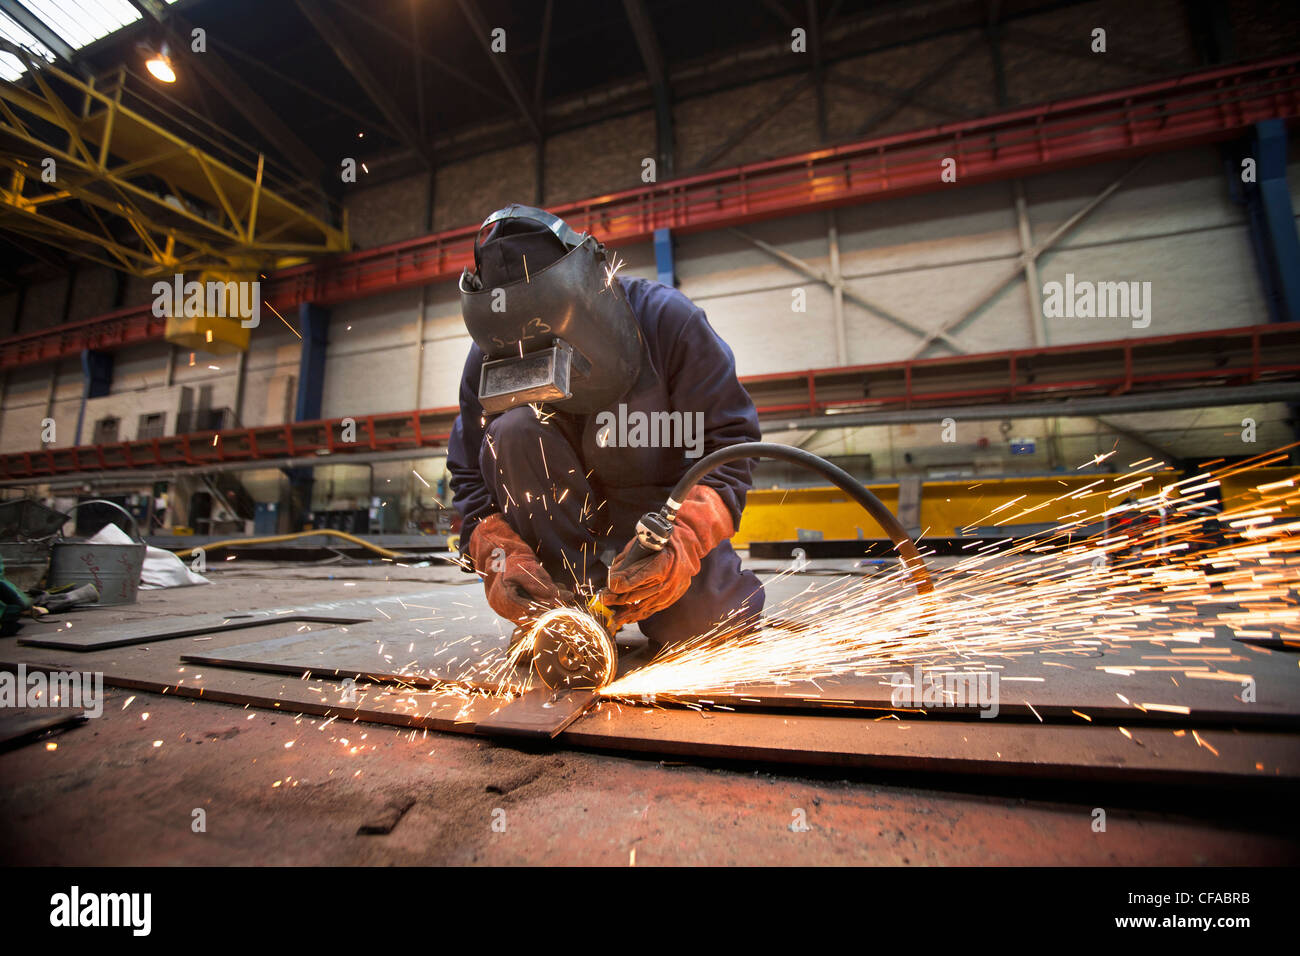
[735,466,1300,544]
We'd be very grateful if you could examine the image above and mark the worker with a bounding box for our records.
[447,204,764,651]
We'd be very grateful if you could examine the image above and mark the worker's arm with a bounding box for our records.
[660,298,762,527]
[602,284,760,625]
[446,345,497,558]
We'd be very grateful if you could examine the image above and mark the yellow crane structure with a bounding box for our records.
[0,42,348,350]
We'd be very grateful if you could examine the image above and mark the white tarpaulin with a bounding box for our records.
[85,523,210,589]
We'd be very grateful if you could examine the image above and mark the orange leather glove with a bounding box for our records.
[602,484,734,628]
[468,513,562,623]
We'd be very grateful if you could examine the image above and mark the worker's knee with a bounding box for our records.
[484,406,544,448]
[479,406,544,478]
[638,545,765,647]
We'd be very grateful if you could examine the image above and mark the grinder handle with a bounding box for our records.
[621,538,656,566]
[619,510,674,569]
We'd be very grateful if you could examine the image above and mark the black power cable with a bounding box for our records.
[626,442,933,594]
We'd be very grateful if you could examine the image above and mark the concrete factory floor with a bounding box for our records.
[1,560,1297,866]
[4,687,1297,866]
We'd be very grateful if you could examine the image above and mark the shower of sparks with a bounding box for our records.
[327,441,1298,748]
[600,444,1300,704]
[603,252,626,289]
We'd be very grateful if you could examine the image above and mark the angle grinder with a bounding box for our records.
[529,595,620,690]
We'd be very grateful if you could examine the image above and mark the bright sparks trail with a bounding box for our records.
[334,443,1298,734]
[601,445,1300,703]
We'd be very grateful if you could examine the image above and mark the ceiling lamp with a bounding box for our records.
[144,42,175,83]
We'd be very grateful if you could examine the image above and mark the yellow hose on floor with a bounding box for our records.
[171,529,419,560]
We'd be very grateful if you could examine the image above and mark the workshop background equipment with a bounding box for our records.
[0,499,70,592]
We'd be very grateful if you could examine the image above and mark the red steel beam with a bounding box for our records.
[1,55,1298,372]
[4,323,1299,480]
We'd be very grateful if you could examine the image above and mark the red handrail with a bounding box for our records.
[4,322,1298,480]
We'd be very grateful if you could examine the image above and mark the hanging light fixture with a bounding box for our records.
[144,42,176,83]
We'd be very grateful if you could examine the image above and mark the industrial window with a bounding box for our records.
[137,412,166,440]
[0,10,55,80]
[92,416,119,444]
[0,0,182,81]
[20,1,139,51]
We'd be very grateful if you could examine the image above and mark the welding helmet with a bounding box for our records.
[459,204,643,415]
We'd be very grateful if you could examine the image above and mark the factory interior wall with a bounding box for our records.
[345,0,1247,243]
[764,401,1292,490]
[317,144,1297,428]
[1,147,1297,487]
[681,149,1279,373]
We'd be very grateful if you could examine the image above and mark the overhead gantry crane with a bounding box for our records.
[0,41,348,350]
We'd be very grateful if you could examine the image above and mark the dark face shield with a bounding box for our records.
[460,220,643,415]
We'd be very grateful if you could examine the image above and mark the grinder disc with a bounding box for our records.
[530,610,618,690]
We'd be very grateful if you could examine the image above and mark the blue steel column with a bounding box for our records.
[287,302,330,529]
[294,302,330,421]
[654,227,676,288]
[74,348,114,446]
[1248,119,1300,323]
[1243,120,1300,453]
